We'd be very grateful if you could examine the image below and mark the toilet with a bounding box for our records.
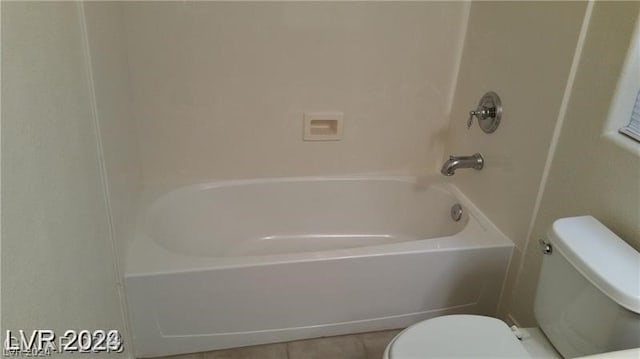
[384,216,640,358]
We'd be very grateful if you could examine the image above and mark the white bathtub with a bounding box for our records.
[125,177,514,358]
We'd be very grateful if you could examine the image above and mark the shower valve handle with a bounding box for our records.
[466,92,502,133]
[467,108,495,129]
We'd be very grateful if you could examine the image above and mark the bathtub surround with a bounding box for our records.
[83,1,142,275]
[80,2,143,354]
[445,1,587,252]
[1,2,131,357]
[123,2,470,184]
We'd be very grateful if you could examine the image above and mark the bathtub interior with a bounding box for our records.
[144,178,468,257]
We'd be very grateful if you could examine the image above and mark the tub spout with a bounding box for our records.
[440,153,484,176]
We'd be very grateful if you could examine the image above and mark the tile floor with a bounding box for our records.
[154,329,402,359]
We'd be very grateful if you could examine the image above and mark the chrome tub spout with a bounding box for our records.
[440,153,484,176]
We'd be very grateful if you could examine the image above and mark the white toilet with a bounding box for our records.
[384,216,640,358]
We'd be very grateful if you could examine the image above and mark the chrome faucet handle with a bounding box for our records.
[466,92,502,133]
[467,109,491,129]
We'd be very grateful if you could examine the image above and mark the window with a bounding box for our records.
[603,12,640,154]
[619,89,640,142]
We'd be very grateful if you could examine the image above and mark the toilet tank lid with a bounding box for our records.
[549,216,640,314]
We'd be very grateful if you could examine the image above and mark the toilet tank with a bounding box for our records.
[534,216,640,358]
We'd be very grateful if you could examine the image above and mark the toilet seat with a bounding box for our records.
[387,315,532,358]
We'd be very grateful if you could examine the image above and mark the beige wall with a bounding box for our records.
[443,1,588,322]
[123,2,470,185]
[82,2,141,353]
[505,2,640,326]
[445,1,586,251]
[84,2,142,275]
[1,2,129,356]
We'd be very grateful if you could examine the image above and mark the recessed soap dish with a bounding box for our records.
[304,112,344,141]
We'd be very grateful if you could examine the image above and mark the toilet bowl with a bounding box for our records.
[383,216,640,358]
[383,315,560,358]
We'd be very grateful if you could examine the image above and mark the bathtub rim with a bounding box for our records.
[125,176,513,277]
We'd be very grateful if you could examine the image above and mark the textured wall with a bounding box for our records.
[1,2,129,356]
